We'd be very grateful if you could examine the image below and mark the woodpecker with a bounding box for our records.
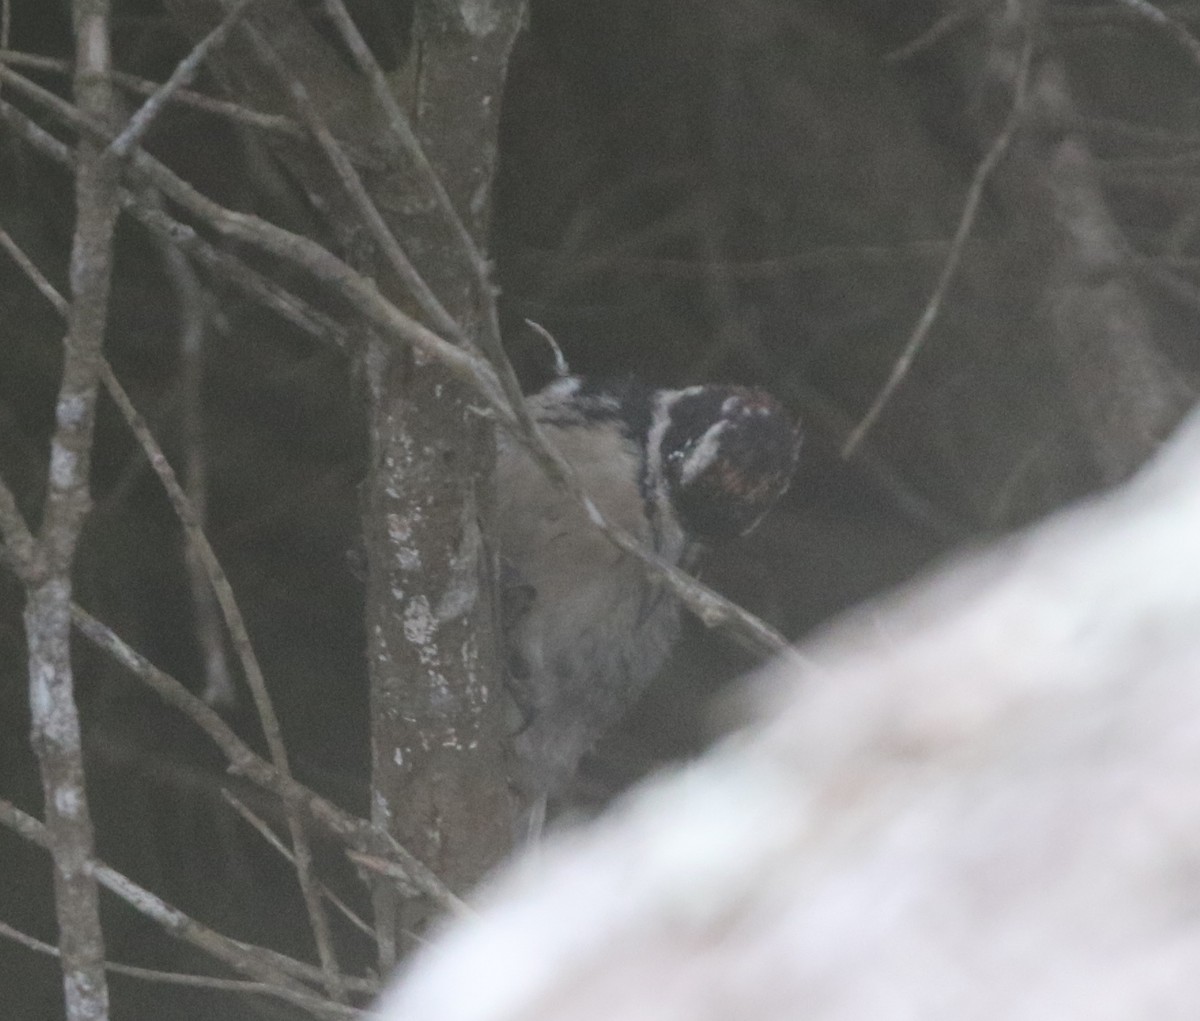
[496,376,800,818]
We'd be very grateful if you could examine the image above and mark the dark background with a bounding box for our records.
[2,0,1198,1016]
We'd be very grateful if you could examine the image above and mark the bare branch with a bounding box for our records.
[1113,0,1200,71]
[0,469,40,583]
[237,21,467,345]
[0,48,306,138]
[0,800,381,1011]
[0,64,501,401]
[1130,254,1200,316]
[0,94,350,351]
[0,229,53,582]
[1072,113,1200,148]
[317,0,529,419]
[317,0,491,290]
[843,18,1035,457]
[1,177,345,997]
[108,0,260,157]
[0,921,369,1020]
[101,366,347,999]
[1051,0,1198,25]
[0,224,69,314]
[153,212,350,349]
[222,791,377,941]
[0,50,790,662]
[68,604,468,915]
[789,379,970,541]
[155,210,235,705]
[512,238,971,284]
[884,1,991,63]
[25,0,123,1014]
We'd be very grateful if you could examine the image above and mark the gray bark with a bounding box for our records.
[359,0,523,907]
[161,0,523,937]
[25,1,122,1017]
[377,405,1200,1021]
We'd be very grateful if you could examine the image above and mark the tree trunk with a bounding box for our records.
[359,6,523,961]
[162,0,524,952]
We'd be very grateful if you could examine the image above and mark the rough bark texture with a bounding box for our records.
[378,405,1200,1021]
[161,0,523,908]
[25,2,120,1017]
[361,2,523,900]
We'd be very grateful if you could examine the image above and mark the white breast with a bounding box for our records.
[496,413,686,800]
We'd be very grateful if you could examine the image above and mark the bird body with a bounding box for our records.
[496,376,798,811]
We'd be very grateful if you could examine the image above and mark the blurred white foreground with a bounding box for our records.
[378,409,1200,1021]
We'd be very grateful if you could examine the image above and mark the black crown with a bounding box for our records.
[661,386,800,543]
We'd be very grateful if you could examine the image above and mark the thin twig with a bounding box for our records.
[1113,0,1200,71]
[317,0,532,428]
[68,605,468,915]
[1099,149,1200,172]
[0,48,306,138]
[0,57,792,659]
[0,1,7,101]
[843,20,1036,457]
[1051,0,1198,24]
[0,233,51,587]
[97,362,347,1000]
[223,792,376,941]
[513,238,965,282]
[346,850,433,895]
[1072,113,1200,148]
[0,95,351,352]
[5,209,357,972]
[155,208,236,705]
[0,60,546,416]
[284,4,785,654]
[0,225,67,312]
[884,2,991,63]
[161,215,351,349]
[108,0,260,157]
[1129,253,1200,319]
[28,2,121,1016]
[789,379,971,540]
[0,920,371,1020]
[0,799,383,1009]
[317,0,490,287]
[0,183,346,999]
[0,230,70,576]
[238,21,466,345]
[0,468,40,583]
